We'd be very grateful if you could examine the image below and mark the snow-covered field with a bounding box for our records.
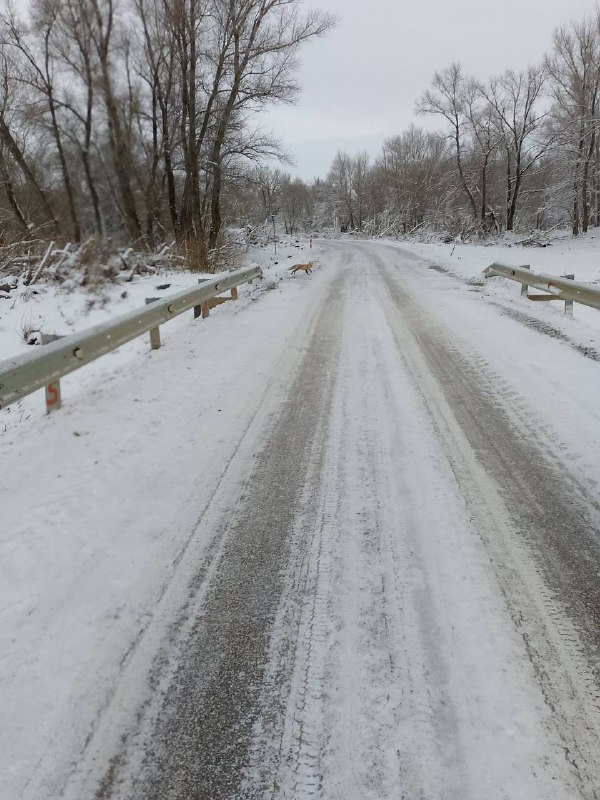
[2,232,600,799]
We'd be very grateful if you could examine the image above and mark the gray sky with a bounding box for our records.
[264,0,598,180]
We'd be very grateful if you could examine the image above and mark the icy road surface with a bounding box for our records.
[3,241,600,799]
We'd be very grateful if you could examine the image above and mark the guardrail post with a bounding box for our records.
[195,278,210,319]
[521,264,530,296]
[231,286,238,300]
[563,274,574,316]
[145,298,161,349]
[40,333,64,413]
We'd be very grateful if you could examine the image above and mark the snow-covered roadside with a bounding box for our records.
[348,239,600,502]
[395,230,600,283]
[0,237,324,800]
[0,236,315,431]
[382,233,600,359]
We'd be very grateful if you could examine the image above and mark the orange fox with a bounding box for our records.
[289,261,314,275]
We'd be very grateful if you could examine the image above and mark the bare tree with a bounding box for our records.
[418,63,480,225]
[50,0,106,236]
[328,151,355,230]
[253,165,284,217]
[0,48,59,232]
[85,0,142,240]
[546,17,600,234]
[485,65,550,231]
[206,0,334,251]
[135,0,179,237]
[463,80,501,229]
[280,174,311,234]
[1,2,82,239]
[379,126,448,233]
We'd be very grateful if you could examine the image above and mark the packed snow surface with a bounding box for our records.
[2,234,600,798]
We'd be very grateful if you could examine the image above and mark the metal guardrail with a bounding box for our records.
[0,265,261,412]
[483,262,600,312]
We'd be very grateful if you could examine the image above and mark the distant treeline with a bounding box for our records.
[237,10,600,239]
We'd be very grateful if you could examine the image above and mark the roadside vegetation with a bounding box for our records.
[0,0,332,280]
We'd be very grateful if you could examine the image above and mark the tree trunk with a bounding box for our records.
[145,79,161,243]
[583,105,597,232]
[81,146,103,235]
[93,0,141,241]
[159,97,178,235]
[81,74,103,236]
[573,118,586,236]
[480,157,488,227]
[0,154,28,232]
[102,74,141,240]
[0,115,59,233]
[44,43,81,243]
[596,123,600,227]
[582,158,590,233]
[455,128,478,222]
[507,170,522,232]
[505,150,513,231]
[595,116,600,227]
[208,158,223,251]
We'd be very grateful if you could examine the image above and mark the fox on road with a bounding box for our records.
[289,261,314,275]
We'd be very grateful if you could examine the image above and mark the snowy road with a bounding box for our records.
[4,241,600,799]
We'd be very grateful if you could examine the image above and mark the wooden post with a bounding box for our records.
[201,301,210,318]
[145,298,161,349]
[231,286,238,300]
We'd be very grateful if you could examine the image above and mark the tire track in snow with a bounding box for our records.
[249,259,470,799]
[374,249,600,796]
[242,369,341,800]
[82,267,346,800]
[238,247,353,800]
[317,274,467,800]
[248,242,594,799]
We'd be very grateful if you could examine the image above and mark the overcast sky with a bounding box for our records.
[264,0,598,180]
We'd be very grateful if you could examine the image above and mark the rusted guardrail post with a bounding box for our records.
[40,333,64,413]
